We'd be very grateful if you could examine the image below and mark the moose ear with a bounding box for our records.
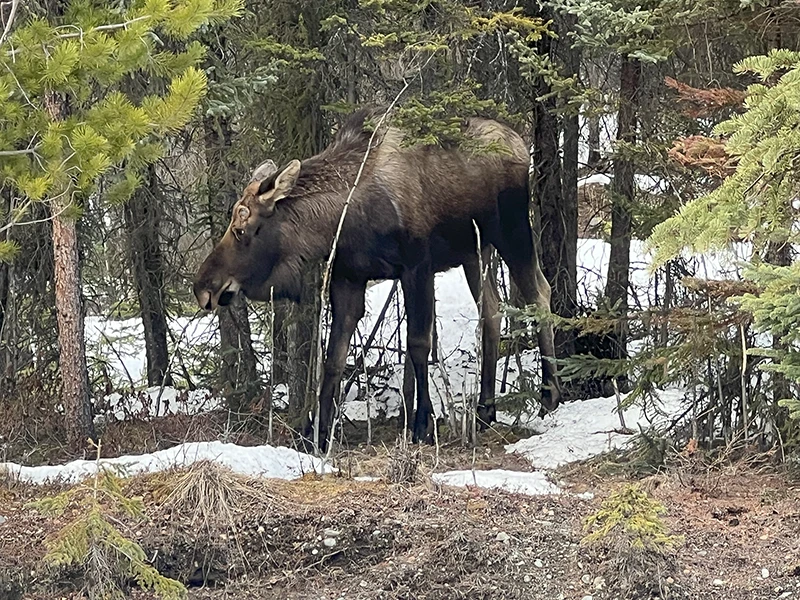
[249,159,277,184]
[258,159,301,203]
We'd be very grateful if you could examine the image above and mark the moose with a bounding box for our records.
[194,107,561,446]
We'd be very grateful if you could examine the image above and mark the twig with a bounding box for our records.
[0,188,74,236]
[471,220,483,447]
[154,310,208,416]
[740,323,748,443]
[0,146,38,156]
[0,0,19,50]
[435,326,458,434]
[94,327,136,391]
[341,280,398,401]
[612,377,628,431]
[268,287,275,444]
[357,330,372,446]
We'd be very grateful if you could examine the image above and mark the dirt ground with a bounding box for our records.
[2,426,800,600]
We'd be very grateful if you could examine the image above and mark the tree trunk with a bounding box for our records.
[53,201,95,447]
[605,57,641,360]
[45,92,95,449]
[287,265,322,426]
[0,188,12,390]
[585,62,604,172]
[203,115,260,413]
[559,18,580,358]
[532,12,575,359]
[124,165,172,387]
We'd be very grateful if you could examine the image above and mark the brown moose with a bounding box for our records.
[194,107,561,446]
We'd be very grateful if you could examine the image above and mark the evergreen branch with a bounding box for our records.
[4,15,152,56]
[0,187,73,235]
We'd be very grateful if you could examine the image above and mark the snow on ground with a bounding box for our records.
[504,387,686,470]
[98,386,222,421]
[70,237,737,497]
[431,469,560,496]
[0,441,333,485]
[431,387,684,497]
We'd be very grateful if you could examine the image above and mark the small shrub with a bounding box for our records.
[29,449,186,600]
[583,484,681,599]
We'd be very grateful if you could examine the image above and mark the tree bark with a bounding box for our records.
[559,18,580,358]
[286,265,322,425]
[124,165,172,387]
[0,188,12,389]
[532,11,576,359]
[605,57,641,359]
[203,115,260,413]
[45,92,95,449]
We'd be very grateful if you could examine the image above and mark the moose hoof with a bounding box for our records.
[477,404,496,430]
[411,419,433,445]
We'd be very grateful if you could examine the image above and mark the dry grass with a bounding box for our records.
[5,439,800,599]
[385,442,420,484]
[157,461,285,532]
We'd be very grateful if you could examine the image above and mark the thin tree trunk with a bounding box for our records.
[532,10,574,358]
[559,20,580,358]
[288,264,322,426]
[587,115,601,171]
[605,57,640,361]
[45,92,95,449]
[124,165,172,387]
[203,115,260,413]
[0,188,12,390]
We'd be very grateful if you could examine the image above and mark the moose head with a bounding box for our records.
[193,159,303,310]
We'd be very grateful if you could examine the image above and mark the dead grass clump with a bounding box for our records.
[156,461,282,534]
[385,443,420,484]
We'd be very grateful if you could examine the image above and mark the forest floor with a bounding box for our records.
[2,418,800,600]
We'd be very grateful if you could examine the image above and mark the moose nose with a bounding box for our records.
[195,288,214,311]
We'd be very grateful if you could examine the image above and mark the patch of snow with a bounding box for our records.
[578,173,612,186]
[505,388,686,470]
[0,441,333,485]
[98,386,221,421]
[272,383,289,409]
[431,469,560,496]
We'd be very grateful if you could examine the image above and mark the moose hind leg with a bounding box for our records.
[463,248,501,427]
[401,265,435,443]
[494,187,562,413]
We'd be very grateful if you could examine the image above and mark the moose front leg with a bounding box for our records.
[401,265,435,444]
[313,278,366,451]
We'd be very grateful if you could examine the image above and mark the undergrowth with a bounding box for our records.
[583,484,681,599]
[28,443,186,600]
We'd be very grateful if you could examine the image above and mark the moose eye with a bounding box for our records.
[233,227,246,241]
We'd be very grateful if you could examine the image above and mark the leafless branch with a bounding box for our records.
[0,146,38,156]
[0,0,19,50]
